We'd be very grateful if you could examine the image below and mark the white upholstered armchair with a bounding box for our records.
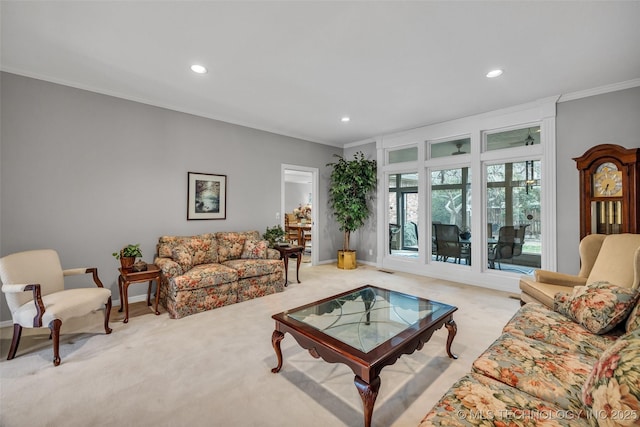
[520,233,640,307]
[0,249,112,366]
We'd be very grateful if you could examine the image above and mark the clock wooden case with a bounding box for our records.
[574,144,640,239]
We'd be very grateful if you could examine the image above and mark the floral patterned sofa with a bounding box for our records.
[154,231,285,319]
[420,281,640,427]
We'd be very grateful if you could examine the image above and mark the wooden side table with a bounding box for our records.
[118,263,161,323]
[274,245,304,285]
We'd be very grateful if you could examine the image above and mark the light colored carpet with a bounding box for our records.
[0,264,521,427]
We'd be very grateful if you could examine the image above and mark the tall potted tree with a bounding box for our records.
[327,152,377,269]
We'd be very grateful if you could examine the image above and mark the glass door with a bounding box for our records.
[431,167,471,266]
[388,173,419,257]
[486,160,541,272]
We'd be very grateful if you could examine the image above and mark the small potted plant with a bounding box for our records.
[112,243,143,270]
[263,225,286,248]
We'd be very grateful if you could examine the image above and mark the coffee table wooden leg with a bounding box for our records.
[271,330,285,373]
[445,319,458,359]
[354,375,380,427]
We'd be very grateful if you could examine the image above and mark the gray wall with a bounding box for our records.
[556,86,640,274]
[0,72,342,321]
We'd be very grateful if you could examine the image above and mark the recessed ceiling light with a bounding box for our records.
[190,64,207,74]
[341,116,350,122]
[486,69,503,78]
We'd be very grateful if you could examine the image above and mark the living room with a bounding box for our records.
[1,2,640,426]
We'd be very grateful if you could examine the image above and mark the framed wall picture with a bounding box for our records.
[187,172,227,220]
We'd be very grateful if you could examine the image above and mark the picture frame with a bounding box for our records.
[187,172,227,220]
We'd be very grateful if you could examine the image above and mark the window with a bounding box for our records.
[380,99,554,287]
[430,137,471,159]
[486,160,541,271]
[388,147,418,163]
[388,173,419,256]
[431,167,471,265]
[486,126,540,151]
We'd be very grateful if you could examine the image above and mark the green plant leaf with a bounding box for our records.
[327,152,377,251]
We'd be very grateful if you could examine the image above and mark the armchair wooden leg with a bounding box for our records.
[7,324,22,360]
[49,319,62,366]
[104,297,113,334]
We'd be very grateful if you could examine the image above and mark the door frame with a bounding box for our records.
[281,164,319,266]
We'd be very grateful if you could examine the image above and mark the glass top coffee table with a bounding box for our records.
[271,285,458,427]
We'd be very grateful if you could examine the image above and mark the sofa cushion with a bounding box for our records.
[471,333,596,414]
[171,245,193,272]
[170,263,237,292]
[158,235,188,258]
[216,232,251,262]
[419,372,589,427]
[187,237,218,266]
[554,281,639,334]
[158,234,217,265]
[504,303,620,358]
[519,276,580,308]
[222,259,283,279]
[241,240,269,259]
[581,329,640,426]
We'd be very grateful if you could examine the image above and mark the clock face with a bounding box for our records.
[594,162,623,197]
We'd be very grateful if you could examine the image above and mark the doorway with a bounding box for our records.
[281,164,319,266]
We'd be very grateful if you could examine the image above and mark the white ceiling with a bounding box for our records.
[2,1,640,147]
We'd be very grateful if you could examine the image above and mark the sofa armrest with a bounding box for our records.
[154,257,183,279]
[266,248,280,260]
[534,270,588,288]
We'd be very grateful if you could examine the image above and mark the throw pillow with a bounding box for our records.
[158,235,195,258]
[581,329,640,425]
[216,232,247,262]
[553,291,574,315]
[554,281,639,334]
[241,240,269,259]
[187,238,218,266]
[171,245,193,272]
[626,302,640,333]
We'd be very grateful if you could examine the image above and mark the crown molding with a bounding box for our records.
[558,78,640,103]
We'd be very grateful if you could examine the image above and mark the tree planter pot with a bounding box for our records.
[337,250,356,270]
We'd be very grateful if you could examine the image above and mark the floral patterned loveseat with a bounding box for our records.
[154,231,285,319]
[420,281,640,427]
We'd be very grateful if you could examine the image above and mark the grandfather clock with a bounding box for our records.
[574,144,640,239]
